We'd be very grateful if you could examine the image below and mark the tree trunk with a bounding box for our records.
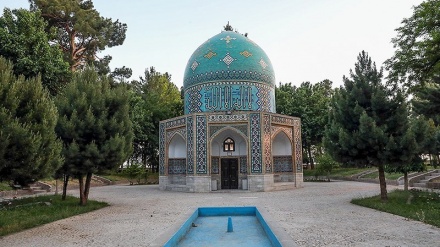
[404,172,408,191]
[62,174,69,200]
[78,174,85,205]
[78,173,93,206]
[307,144,314,170]
[142,144,147,167]
[378,164,388,202]
[55,179,59,195]
[84,172,92,204]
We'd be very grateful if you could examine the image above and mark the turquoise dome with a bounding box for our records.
[183,31,276,114]
[184,31,275,88]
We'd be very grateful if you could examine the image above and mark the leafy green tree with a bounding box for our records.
[130,67,182,172]
[0,8,70,95]
[128,91,153,168]
[276,80,333,168]
[29,0,127,72]
[324,51,410,202]
[55,68,133,205]
[0,57,62,185]
[386,0,440,86]
[412,83,440,125]
[386,0,440,126]
[123,163,146,185]
[428,122,440,168]
[314,153,340,181]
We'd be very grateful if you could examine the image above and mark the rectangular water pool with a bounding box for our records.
[164,206,282,247]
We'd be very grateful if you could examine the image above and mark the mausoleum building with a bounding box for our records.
[159,30,303,192]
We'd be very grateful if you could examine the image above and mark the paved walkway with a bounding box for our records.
[1,181,439,246]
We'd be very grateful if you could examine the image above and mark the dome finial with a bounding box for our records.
[223,21,233,31]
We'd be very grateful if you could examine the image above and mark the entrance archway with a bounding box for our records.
[168,134,186,175]
[210,127,247,189]
[272,131,293,182]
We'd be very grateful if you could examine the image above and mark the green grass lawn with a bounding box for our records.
[361,171,404,180]
[332,167,373,176]
[99,171,159,184]
[352,189,440,228]
[303,167,373,177]
[0,182,12,191]
[100,173,127,182]
[0,195,108,236]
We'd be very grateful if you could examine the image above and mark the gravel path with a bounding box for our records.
[1,181,439,246]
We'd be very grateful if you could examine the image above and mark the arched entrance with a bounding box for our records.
[210,128,247,189]
[167,134,186,183]
[272,131,293,182]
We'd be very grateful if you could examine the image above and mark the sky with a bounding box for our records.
[1,0,424,88]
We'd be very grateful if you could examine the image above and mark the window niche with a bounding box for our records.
[223,137,235,152]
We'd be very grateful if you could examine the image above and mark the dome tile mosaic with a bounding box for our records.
[183,31,276,114]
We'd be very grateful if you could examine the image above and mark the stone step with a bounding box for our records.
[419,179,430,183]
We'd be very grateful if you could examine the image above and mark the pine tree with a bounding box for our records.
[30,0,127,72]
[324,51,409,201]
[385,116,431,190]
[0,57,62,185]
[55,68,133,205]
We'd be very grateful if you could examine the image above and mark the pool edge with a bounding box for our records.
[158,206,297,247]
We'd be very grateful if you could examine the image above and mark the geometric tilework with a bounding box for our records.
[204,50,217,59]
[165,117,186,128]
[273,156,293,172]
[186,116,194,174]
[211,156,219,174]
[234,125,249,137]
[240,50,252,58]
[159,122,165,175]
[294,119,302,172]
[263,114,272,173]
[184,70,274,89]
[221,52,236,67]
[271,115,295,125]
[196,115,207,174]
[191,61,199,71]
[256,83,273,111]
[259,58,268,69]
[240,156,247,174]
[209,125,226,138]
[250,113,262,173]
[220,35,236,44]
[166,127,186,144]
[209,124,248,138]
[208,112,249,122]
[271,126,293,142]
[185,84,203,113]
[168,158,186,174]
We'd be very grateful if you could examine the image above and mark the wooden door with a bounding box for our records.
[221,158,238,189]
